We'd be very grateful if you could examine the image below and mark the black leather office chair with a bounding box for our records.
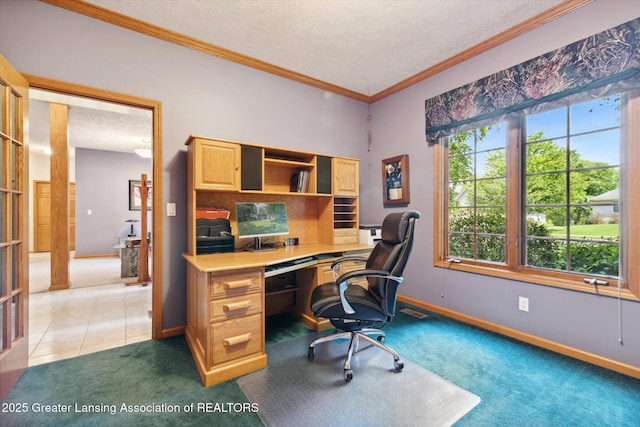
[308,210,420,382]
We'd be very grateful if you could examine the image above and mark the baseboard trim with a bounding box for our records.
[74,253,118,259]
[398,295,640,379]
[161,326,185,339]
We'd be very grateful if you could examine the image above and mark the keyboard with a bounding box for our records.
[264,256,317,278]
[289,256,314,265]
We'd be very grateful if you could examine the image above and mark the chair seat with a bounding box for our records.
[311,282,387,323]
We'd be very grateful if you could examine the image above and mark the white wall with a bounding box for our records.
[365,0,640,369]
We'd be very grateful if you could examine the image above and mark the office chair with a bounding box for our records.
[308,210,420,382]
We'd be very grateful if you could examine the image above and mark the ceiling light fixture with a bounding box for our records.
[135,140,152,158]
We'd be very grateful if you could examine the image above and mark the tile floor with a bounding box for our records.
[28,283,152,366]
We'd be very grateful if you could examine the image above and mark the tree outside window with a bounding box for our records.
[438,93,629,293]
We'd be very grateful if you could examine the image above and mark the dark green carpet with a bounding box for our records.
[3,303,639,426]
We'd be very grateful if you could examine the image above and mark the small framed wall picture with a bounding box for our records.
[129,179,152,211]
[382,154,410,206]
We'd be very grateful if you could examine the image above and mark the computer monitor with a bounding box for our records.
[235,202,289,251]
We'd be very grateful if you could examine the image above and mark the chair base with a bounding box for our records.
[308,328,404,382]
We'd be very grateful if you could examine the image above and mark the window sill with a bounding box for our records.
[434,260,640,301]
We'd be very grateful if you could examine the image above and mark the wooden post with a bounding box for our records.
[127,174,151,286]
[49,102,70,290]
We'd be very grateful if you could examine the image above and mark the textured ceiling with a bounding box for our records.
[29,90,152,155]
[84,0,564,96]
[32,0,569,154]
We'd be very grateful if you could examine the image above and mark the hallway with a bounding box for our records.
[28,283,152,366]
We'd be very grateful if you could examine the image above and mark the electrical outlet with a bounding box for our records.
[518,296,529,312]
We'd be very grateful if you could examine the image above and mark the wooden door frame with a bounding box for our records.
[26,75,164,340]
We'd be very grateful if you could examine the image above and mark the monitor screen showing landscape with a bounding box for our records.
[235,202,289,239]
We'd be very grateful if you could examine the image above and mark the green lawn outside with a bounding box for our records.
[548,223,619,238]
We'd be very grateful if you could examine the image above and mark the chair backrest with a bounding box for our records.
[365,210,420,318]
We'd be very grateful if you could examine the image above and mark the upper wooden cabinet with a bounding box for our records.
[185,135,360,253]
[333,157,359,196]
[186,136,359,197]
[193,138,240,191]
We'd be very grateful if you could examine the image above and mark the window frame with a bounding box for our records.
[434,91,640,300]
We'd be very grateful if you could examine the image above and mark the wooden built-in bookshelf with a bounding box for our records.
[185,135,360,255]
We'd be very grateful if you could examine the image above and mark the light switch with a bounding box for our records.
[167,203,176,217]
[87,209,92,215]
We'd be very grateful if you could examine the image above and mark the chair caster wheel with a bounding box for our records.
[394,360,404,371]
[308,347,315,360]
[344,369,353,382]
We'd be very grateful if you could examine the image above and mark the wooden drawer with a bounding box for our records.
[210,270,262,298]
[334,235,359,244]
[334,228,357,237]
[210,313,263,366]
[210,292,262,322]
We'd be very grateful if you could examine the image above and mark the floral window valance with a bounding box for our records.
[425,17,640,145]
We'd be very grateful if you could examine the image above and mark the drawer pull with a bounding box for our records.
[223,301,251,312]
[223,279,252,290]
[223,333,252,347]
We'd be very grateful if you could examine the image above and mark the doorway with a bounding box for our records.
[25,75,163,365]
[34,181,76,252]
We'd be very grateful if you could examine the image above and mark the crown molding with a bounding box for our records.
[41,0,369,102]
[42,0,591,104]
[369,0,593,102]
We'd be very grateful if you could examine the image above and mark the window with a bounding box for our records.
[524,97,620,276]
[448,124,507,264]
[435,91,640,299]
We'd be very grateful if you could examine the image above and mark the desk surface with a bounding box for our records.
[183,242,372,273]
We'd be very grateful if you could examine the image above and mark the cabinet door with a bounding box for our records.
[333,157,359,196]
[194,139,240,190]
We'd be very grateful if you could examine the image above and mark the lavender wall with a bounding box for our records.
[364,0,640,369]
[2,0,638,370]
[0,0,369,330]
[75,148,152,256]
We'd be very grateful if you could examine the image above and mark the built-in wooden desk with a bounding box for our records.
[183,242,372,387]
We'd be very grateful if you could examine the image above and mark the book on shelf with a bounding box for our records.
[290,170,310,193]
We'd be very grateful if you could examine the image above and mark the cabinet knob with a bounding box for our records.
[223,279,252,289]
[223,333,252,347]
[235,165,239,170]
[223,301,251,312]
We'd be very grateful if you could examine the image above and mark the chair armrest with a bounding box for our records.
[331,256,368,269]
[336,269,404,315]
[331,256,368,280]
